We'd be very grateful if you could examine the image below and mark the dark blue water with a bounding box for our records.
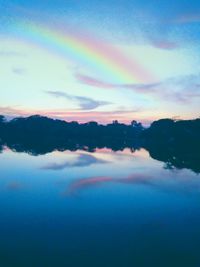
[0,148,200,267]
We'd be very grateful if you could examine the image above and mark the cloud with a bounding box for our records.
[121,82,159,92]
[76,73,200,104]
[142,75,200,104]
[174,14,200,24]
[158,75,200,103]
[2,72,200,125]
[46,90,111,110]
[76,73,159,91]
[0,106,29,117]
[75,73,117,89]
[0,51,25,57]
[12,67,26,75]
[41,153,108,170]
[151,41,179,50]
[0,106,146,124]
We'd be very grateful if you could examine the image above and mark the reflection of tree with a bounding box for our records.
[0,115,143,155]
[163,162,175,170]
[0,115,4,153]
[0,115,200,173]
[0,144,3,154]
[143,118,200,174]
[147,144,200,174]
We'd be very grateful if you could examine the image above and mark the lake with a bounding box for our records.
[0,147,200,267]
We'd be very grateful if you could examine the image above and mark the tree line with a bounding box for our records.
[0,115,200,172]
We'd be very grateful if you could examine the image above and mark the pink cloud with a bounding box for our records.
[41,110,147,125]
[152,41,179,50]
[76,73,200,108]
[7,182,22,191]
[64,173,153,196]
[175,14,200,24]
[0,106,153,125]
[65,176,113,195]
[75,73,117,89]
[76,73,159,92]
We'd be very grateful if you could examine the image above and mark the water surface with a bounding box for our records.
[0,147,200,267]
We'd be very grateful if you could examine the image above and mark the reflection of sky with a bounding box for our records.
[0,148,200,196]
[0,149,200,266]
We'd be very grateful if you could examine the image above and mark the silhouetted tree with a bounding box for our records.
[0,115,199,173]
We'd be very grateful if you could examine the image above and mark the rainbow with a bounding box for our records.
[12,20,154,84]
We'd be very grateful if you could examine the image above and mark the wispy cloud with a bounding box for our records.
[174,13,200,24]
[75,73,117,89]
[0,51,26,57]
[76,73,159,91]
[46,90,111,110]
[151,40,179,50]
[76,72,159,91]
[12,67,26,75]
[41,153,108,170]
[0,106,146,124]
[0,106,29,117]
[158,75,200,103]
[76,73,200,104]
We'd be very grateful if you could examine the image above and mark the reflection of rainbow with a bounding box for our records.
[13,21,154,83]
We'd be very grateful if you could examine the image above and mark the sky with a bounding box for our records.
[0,0,200,124]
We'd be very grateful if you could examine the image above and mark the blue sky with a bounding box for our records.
[0,0,200,123]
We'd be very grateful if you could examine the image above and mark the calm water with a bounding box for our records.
[0,147,200,267]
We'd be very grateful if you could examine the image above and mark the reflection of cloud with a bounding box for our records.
[65,173,153,195]
[64,172,200,196]
[42,153,108,170]
[65,176,113,195]
[46,90,111,110]
[7,182,22,191]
